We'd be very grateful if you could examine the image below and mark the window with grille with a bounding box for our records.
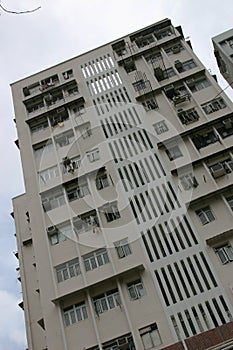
[56,258,81,282]
[215,244,233,264]
[127,279,145,300]
[63,302,88,326]
[114,238,132,258]
[196,206,216,225]
[83,248,110,272]
[93,289,121,314]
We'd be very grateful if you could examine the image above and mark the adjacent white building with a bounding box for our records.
[212,28,233,87]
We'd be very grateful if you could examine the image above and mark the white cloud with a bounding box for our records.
[0,290,26,349]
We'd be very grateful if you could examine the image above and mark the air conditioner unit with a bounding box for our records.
[174,60,183,69]
[223,118,232,129]
[47,226,57,234]
[172,45,180,54]
[210,163,226,178]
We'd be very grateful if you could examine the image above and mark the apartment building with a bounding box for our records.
[11,18,233,350]
[212,28,233,87]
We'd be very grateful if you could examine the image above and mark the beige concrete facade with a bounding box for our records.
[11,19,233,350]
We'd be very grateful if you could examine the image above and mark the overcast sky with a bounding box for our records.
[0,0,232,348]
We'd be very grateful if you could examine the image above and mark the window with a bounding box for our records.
[139,323,162,349]
[215,244,233,264]
[66,182,90,201]
[196,206,215,225]
[87,148,100,162]
[217,118,233,139]
[83,248,110,272]
[63,69,73,80]
[49,222,72,245]
[180,174,198,190]
[67,86,78,96]
[50,231,67,245]
[165,43,184,56]
[63,302,88,326]
[192,131,219,150]
[96,170,109,190]
[145,52,162,64]
[166,146,183,161]
[56,258,81,282]
[163,67,176,79]
[142,98,158,111]
[127,279,145,300]
[104,202,121,222]
[34,140,54,157]
[188,78,210,92]
[30,119,48,134]
[62,155,81,174]
[114,238,132,259]
[202,98,226,114]
[133,80,146,92]
[42,189,65,211]
[93,289,121,314]
[177,108,199,125]
[54,130,75,148]
[82,126,92,139]
[136,34,155,48]
[155,28,172,40]
[39,166,59,184]
[182,59,197,71]
[73,211,99,235]
[154,121,168,135]
[73,104,85,116]
[124,59,136,73]
[226,196,233,211]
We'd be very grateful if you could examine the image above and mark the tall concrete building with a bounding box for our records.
[212,29,233,88]
[11,18,233,350]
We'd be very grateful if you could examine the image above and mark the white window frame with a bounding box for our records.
[83,248,109,272]
[56,258,81,282]
[73,212,99,235]
[215,244,233,264]
[127,279,145,300]
[104,202,121,222]
[93,289,121,314]
[114,238,132,259]
[39,165,59,184]
[96,172,109,190]
[67,182,90,202]
[87,148,100,163]
[202,98,226,114]
[139,323,162,350]
[63,302,88,326]
[196,206,216,225]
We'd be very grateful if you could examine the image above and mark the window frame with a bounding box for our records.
[56,258,81,283]
[83,248,110,272]
[215,244,233,264]
[127,279,145,300]
[196,206,216,225]
[114,238,132,259]
[63,302,88,326]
